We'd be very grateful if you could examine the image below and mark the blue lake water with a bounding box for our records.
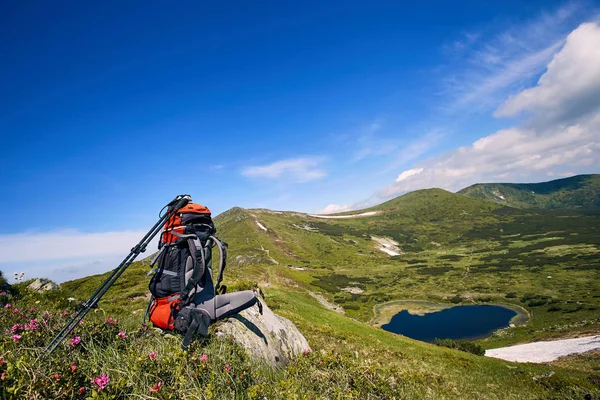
[381,305,517,342]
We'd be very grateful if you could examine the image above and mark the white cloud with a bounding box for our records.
[379,116,599,197]
[0,229,160,283]
[496,23,600,123]
[395,168,424,182]
[378,22,600,199]
[315,204,353,214]
[241,157,326,183]
[441,3,584,113]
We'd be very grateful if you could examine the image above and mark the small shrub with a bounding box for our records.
[450,296,463,304]
[434,339,485,356]
[527,299,549,307]
[505,292,518,299]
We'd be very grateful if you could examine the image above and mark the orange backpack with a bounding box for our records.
[146,202,226,330]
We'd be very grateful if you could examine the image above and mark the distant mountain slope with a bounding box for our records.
[458,174,600,209]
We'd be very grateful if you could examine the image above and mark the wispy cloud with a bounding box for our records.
[440,2,585,113]
[241,156,327,183]
[351,119,402,162]
[383,130,445,173]
[315,204,353,214]
[496,23,600,124]
[379,22,600,198]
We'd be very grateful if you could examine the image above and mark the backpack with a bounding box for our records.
[146,203,226,331]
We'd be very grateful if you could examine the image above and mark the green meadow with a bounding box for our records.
[1,185,599,398]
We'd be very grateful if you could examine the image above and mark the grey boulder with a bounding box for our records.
[215,296,310,367]
[27,279,59,292]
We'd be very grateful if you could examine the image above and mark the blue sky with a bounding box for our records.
[1,1,599,282]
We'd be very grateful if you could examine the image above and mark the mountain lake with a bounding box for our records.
[381,305,517,342]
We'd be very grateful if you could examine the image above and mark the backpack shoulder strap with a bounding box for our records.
[180,237,205,302]
[210,235,228,293]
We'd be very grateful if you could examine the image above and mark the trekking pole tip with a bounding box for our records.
[168,194,192,212]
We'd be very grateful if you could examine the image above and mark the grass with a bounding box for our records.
[2,187,599,398]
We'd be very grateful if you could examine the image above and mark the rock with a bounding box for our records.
[27,279,59,292]
[215,296,310,367]
[532,371,554,381]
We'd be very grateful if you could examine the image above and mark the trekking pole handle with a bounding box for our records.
[168,194,192,212]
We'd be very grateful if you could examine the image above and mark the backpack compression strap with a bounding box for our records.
[210,236,228,294]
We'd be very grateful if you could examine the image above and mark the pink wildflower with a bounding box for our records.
[54,374,60,380]
[92,374,110,391]
[11,334,21,342]
[4,303,11,308]
[11,324,22,333]
[70,336,81,345]
[149,351,157,360]
[106,317,118,325]
[71,362,77,373]
[149,381,163,393]
[12,308,19,314]
[43,312,53,319]
[0,291,6,296]
[24,319,39,331]
[60,311,68,317]
[78,387,85,394]
[200,354,208,363]
[302,348,311,355]
[1,372,5,380]
[117,331,126,339]
[225,364,232,373]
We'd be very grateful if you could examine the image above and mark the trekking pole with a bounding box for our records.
[40,194,192,358]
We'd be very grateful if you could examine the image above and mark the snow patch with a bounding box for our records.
[309,211,377,219]
[292,223,318,232]
[341,287,364,294]
[371,236,402,256]
[486,335,600,363]
[255,221,267,231]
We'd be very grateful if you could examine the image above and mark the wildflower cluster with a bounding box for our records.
[0,294,264,399]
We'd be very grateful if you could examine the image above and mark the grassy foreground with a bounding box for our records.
[1,270,599,399]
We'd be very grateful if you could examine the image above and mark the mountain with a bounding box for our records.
[458,174,600,209]
[20,187,598,398]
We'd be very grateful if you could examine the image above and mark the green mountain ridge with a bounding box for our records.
[458,174,600,209]
[3,178,599,398]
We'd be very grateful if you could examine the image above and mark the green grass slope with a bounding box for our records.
[3,264,599,399]
[3,188,598,398]
[458,174,600,209]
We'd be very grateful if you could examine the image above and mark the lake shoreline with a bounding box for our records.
[371,299,530,331]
